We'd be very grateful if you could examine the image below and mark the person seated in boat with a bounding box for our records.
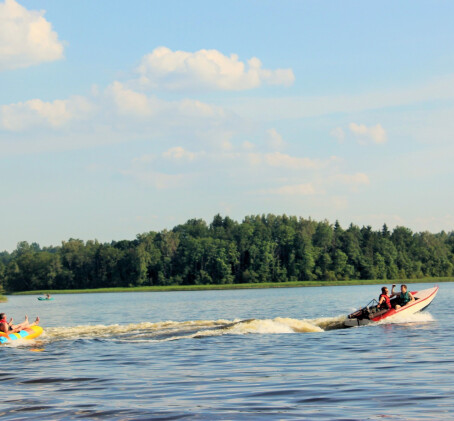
[0,313,40,334]
[391,284,415,308]
[46,294,51,299]
[377,286,391,311]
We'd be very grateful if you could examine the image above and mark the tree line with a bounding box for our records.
[1,214,453,292]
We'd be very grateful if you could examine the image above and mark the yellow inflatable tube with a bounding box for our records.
[0,326,43,344]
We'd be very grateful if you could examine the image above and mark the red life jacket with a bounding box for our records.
[0,319,10,332]
[379,294,391,309]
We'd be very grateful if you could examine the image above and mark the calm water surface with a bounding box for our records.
[0,282,453,420]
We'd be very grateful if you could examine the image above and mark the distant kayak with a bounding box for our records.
[0,325,43,344]
[38,297,54,301]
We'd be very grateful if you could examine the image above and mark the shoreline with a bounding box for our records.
[7,276,453,296]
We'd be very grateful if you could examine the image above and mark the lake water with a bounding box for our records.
[0,282,453,420]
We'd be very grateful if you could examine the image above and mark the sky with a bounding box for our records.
[1,0,454,252]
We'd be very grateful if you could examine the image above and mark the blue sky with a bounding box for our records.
[1,0,454,252]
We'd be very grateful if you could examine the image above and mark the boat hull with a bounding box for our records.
[344,286,438,327]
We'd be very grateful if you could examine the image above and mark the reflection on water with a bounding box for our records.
[0,283,452,420]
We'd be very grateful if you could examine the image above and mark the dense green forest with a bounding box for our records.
[1,214,453,292]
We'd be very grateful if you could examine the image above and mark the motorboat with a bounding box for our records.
[344,286,438,327]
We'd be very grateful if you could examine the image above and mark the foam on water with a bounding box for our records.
[39,315,340,343]
[34,311,434,344]
[376,311,435,325]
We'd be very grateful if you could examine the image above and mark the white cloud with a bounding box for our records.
[105,81,228,127]
[0,0,64,71]
[332,172,370,192]
[335,172,370,185]
[1,96,93,130]
[176,149,340,176]
[106,81,154,116]
[122,156,188,189]
[331,124,386,145]
[125,169,186,190]
[245,152,262,166]
[135,46,295,91]
[331,196,349,210]
[163,146,200,162]
[266,128,285,150]
[120,145,370,205]
[176,98,226,118]
[131,154,155,164]
[0,82,229,135]
[241,141,255,151]
[224,74,454,122]
[349,123,387,144]
[262,183,316,196]
[330,127,345,143]
[263,152,338,170]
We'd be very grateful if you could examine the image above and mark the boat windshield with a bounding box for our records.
[365,299,378,309]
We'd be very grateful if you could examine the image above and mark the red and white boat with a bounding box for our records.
[345,286,439,327]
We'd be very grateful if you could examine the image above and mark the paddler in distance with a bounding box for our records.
[0,313,40,334]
